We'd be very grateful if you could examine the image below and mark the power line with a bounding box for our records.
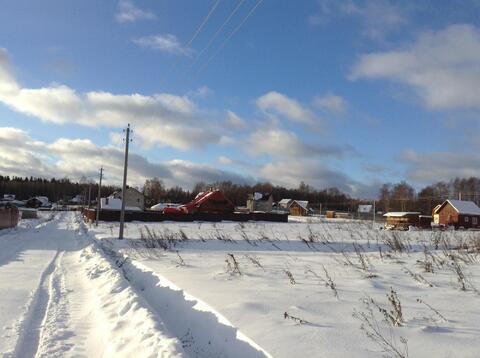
[181,0,245,79]
[154,0,223,90]
[162,0,220,81]
[195,0,264,77]
[186,0,222,47]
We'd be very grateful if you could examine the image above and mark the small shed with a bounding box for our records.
[383,212,422,230]
[289,200,309,216]
[433,199,480,229]
[326,210,336,218]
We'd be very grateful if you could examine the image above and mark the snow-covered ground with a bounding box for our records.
[1,212,479,357]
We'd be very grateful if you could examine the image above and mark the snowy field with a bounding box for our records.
[1,212,479,357]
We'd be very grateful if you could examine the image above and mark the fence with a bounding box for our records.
[82,208,288,223]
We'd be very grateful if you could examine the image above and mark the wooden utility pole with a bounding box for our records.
[372,200,376,229]
[119,124,131,240]
[96,167,103,226]
[88,183,92,208]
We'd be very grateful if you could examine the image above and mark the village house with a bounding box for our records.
[26,196,51,208]
[277,198,310,216]
[106,187,145,211]
[433,199,480,229]
[278,198,293,210]
[288,200,309,216]
[246,192,273,212]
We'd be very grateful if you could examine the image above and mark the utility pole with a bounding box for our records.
[96,167,103,226]
[119,124,131,240]
[372,199,376,229]
[88,183,92,208]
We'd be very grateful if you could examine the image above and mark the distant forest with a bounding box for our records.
[1,175,480,214]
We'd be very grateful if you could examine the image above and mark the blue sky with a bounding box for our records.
[1,0,480,198]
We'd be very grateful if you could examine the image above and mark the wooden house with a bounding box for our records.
[433,199,480,229]
[288,200,309,216]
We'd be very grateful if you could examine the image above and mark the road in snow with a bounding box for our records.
[0,213,107,357]
[0,212,270,358]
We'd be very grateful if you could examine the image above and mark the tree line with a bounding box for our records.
[2,174,480,214]
[0,175,117,204]
[143,178,355,211]
[378,177,480,214]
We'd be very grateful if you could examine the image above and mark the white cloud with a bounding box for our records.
[258,158,376,198]
[256,91,319,125]
[313,93,348,115]
[403,149,480,184]
[115,0,155,23]
[351,24,480,110]
[0,49,225,150]
[0,127,252,189]
[0,126,375,196]
[309,0,407,41]
[133,34,193,56]
[218,156,233,165]
[188,86,213,99]
[226,110,246,129]
[245,128,349,158]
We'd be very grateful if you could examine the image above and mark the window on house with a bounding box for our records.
[473,217,478,225]
[465,216,469,223]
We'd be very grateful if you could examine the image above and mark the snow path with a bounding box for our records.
[0,212,105,357]
[1,213,185,357]
[1,212,270,357]
[0,213,62,355]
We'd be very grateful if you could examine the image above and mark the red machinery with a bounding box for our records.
[163,189,234,214]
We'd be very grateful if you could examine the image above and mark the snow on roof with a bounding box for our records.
[36,196,50,204]
[279,199,292,204]
[432,204,442,214]
[291,200,308,210]
[383,212,420,217]
[252,192,272,201]
[446,199,480,215]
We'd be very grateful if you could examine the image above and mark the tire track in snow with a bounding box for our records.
[35,250,75,357]
[11,250,61,358]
